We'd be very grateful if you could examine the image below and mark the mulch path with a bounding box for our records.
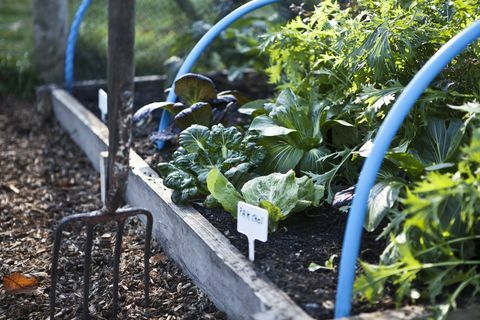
[0,97,225,320]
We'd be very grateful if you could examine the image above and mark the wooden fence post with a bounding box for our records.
[32,0,68,83]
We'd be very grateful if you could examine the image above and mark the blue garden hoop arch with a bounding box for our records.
[65,0,92,92]
[155,0,281,149]
[334,20,480,318]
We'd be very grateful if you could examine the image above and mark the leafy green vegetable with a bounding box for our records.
[206,169,324,232]
[247,88,360,176]
[157,124,266,204]
[356,128,480,319]
[206,168,243,216]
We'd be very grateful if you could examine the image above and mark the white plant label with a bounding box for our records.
[99,151,108,205]
[237,201,268,262]
[98,89,108,122]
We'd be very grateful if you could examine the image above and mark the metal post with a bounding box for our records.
[106,0,136,213]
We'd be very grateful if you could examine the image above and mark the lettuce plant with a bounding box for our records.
[133,73,248,138]
[207,168,324,232]
[157,124,266,204]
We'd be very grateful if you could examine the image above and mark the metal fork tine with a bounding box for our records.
[143,211,153,309]
[83,225,94,320]
[50,221,66,319]
[112,219,125,319]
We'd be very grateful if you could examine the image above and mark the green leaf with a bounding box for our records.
[294,176,324,212]
[386,152,425,178]
[238,99,269,116]
[171,187,200,204]
[241,170,298,217]
[260,136,305,173]
[179,125,210,153]
[365,180,403,232]
[157,163,177,178]
[414,172,457,193]
[276,88,299,110]
[307,149,354,203]
[249,115,297,136]
[259,200,285,232]
[208,124,243,152]
[174,73,217,105]
[206,168,244,216]
[415,119,466,164]
[163,171,194,189]
[298,147,329,174]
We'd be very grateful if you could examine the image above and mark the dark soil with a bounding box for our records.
[192,205,394,319]
[0,97,225,320]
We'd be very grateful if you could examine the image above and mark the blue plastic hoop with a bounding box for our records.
[155,0,281,149]
[334,20,480,318]
[65,0,92,92]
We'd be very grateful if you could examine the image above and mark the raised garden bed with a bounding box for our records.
[38,78,478,320]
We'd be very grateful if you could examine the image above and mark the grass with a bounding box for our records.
[0,0,36,98]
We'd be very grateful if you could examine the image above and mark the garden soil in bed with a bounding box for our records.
[0,97,225,320]
[193,205,394,319]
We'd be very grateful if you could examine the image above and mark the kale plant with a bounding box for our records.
[157,124,266,204]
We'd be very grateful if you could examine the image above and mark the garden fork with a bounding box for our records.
[49,2,154,319]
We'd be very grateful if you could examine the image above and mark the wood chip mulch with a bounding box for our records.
[0,97,226,320]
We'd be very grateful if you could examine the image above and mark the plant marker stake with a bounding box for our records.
[50,2,154,319]
[98,89,108,122]
[237,202,268,262]
[334,20,480,318]
[155,0,281,149]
